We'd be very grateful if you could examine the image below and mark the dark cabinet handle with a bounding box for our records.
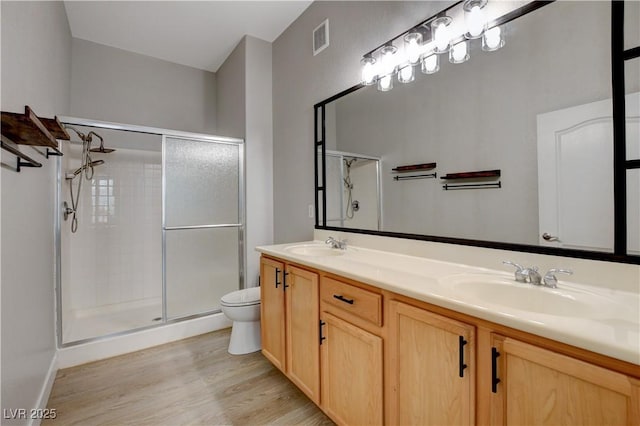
[491,347,501,393]
[319,320,326,345]
[333,294,354,305]
[459,336,468,378]
[283,271,290,291]
[275,268,281,288]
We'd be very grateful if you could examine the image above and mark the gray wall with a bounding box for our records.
[244,37,274,287]
[1,1,71,420]
[70,38,217,133]
[272,1,454,243]
[217,36,274,287]
[216,39,246,138]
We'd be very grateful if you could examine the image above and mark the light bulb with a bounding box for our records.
[482,26,505,51]
[449,40,469,64]
[421,53,439,74]
[404,32,423,65]
[378,74,393,92]
[431,17,452,53]
[380,45,398,75]
[398,64,414,83]
[361,56,377,85]
[464,0,487,39]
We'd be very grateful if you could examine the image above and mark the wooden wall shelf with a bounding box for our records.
[440,169,501,180]
[392,162,437,173]
[1,105,69,148]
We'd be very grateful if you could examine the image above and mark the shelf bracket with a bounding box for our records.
[1,135,43,172]
[46,147,63,158]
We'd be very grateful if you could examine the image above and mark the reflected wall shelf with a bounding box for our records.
[441,169,501,190]
[1,105,68,171]
[392,162,437,181]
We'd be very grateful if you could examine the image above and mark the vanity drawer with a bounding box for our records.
[321,277,382,326]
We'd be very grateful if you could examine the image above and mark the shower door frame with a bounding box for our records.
[55,116,245,348]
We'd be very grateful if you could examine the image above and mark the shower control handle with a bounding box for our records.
[275,268,281,288]
[62,201,74,221]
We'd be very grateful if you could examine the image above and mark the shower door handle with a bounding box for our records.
[275,268,281,288]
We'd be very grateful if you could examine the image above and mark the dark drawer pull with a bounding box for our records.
[275,268,281,288]
[491,347,501,393]
[333,294,354,305]
[459,336,468,378]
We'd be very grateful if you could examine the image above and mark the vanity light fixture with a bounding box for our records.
[377,45,397,91]
[464,0,488,39]
[482,25,505,51]
[360,0,508,92]
[361,56,377,85]
[450,40,470,64]
[432,16,453,53]
[404,32,423,65]
[421,53,440,74]
[398,64,415,83]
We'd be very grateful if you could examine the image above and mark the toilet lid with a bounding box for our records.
[220,287,261,306]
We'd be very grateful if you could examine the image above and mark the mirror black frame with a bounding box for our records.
[314,0,640,265]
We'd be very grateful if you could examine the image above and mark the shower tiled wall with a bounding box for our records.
[62,145,162,314]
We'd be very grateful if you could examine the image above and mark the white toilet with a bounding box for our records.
[220,287,261,355]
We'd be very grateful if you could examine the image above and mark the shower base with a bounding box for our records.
[63,298,162,344]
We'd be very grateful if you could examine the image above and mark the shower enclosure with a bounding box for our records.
[56,118,244,345]
[325,150,381,230]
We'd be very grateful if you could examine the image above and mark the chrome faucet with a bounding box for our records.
[503,261,541,285]
[325,236,347,250]
[542,268,573,288]
[524,267,542,285]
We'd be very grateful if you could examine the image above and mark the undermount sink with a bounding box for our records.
[285,244,345,257]
[442,274,597,317]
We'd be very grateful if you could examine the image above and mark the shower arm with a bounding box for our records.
[87,131,104,148]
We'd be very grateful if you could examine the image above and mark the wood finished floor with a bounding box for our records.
[45,329,334,425]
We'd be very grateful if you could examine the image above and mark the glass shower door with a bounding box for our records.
[163,136,244,319]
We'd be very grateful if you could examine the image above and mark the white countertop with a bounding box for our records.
[257,241,640,366]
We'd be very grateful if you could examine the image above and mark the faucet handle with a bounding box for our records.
[543,268,573,288]
[503,261,526,282]
[503,260,524,271]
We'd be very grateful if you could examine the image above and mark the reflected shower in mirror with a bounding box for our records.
[324,151,381,230]
[315,0,640,259]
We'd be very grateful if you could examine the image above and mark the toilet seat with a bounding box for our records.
[220,287,261,307]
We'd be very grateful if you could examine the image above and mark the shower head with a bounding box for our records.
[72,160,105,176]
[88,131,115,153]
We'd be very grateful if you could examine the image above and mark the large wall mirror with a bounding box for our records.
[315,0,640,264]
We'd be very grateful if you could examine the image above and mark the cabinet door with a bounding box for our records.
[491,336,640,425]
[285,265,320,404]
[387,301,475,426]
[260,257,286,372]
[321,312,383,426]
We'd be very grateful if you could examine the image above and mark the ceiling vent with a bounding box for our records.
[313,19,329,56]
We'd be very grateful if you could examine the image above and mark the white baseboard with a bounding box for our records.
[28,353,58,426]
[57,313,232,369]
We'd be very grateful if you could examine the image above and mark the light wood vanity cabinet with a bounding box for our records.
[320,277,384,425]
[260,257,286,371]
[259,257,320,404]
[387,301,475,426]
[489,335,640,426]
[259,255,640,425]
[321,312,383,425]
